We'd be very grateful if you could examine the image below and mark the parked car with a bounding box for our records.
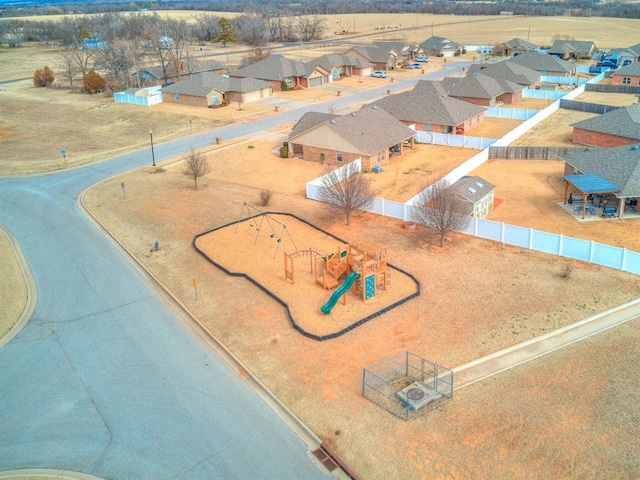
[415,56,429,63]
[371,70,388,78]
[404,63,421,69]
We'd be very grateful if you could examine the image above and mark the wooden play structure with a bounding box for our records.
[285,243,390,312]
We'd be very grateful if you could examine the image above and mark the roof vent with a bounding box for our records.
[330,120,336,124]
[351,112,357,116]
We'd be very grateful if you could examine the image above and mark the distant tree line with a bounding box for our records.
[1,0,639,20]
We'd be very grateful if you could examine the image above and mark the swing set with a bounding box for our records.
[233,203,297,259]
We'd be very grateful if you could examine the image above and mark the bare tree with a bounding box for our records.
[193,13,221,42]
[233,14,270,48]
[296,15,326,42]
[318,161,374,226]
[183,148,210,190]
[57,48,78,85]
[412,178,471,247]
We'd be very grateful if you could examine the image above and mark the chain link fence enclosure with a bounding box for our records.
[362,351,453,421]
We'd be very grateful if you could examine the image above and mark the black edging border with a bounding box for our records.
[193,212,421,342]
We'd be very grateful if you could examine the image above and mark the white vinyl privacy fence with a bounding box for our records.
[305,71,640,275]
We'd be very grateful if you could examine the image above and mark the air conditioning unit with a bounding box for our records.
[396,381,436,411]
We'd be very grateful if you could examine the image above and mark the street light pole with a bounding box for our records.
[149,130,156,167]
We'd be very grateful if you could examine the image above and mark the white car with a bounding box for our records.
[415,56,429,63]
[371,70,388,78]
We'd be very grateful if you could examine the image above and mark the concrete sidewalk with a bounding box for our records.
[453,298,640,390]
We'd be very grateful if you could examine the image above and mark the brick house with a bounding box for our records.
[162,72,272,108]
[230,55,331,90]
[305,53,373,80]
[562,144,640,219]
[288,107,416,171]
[419,36,463,58]
[548,40,597,60]
[570,104,640,147]
[611,62,640,87]
[493,38,539,57]
[342,45,403,71]
[367,80,486,134]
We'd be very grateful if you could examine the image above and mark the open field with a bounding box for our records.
[82,140,640,479]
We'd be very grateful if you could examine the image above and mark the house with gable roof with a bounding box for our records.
[608,42,640,65]
[366,80,486,134]
[467,59,541,88]
[562,144,640,219]
[342,44,402,71]
[419,36,463,58]
[493,38,539,57]
[441,72,523,106]
[570,104,640,147]
[548,39,597,60]
[611,62,640,87]
[162,71,272,107]
[508,51,575,76]
[373,41,425,63]
[287,107,416,171]
[304,53,373,80]
[137,58,225,86]
[230,55,330,90]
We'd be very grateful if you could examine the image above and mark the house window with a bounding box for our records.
[337,151,343,162]
[377,151,385,163]
[622,77,631,84]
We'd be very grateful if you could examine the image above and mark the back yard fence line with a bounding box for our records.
[559,99,621,114]
[522,88,567,100]
[414,131,495,150]
[488,146,592,160]
[584,84,640,94]
[305,71,640,276]
[485,106,539,120]
[541,75,589,86]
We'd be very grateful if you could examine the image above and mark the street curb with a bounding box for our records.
[0,224,37,349]
[0,469,103,480]
[77,184,348,479]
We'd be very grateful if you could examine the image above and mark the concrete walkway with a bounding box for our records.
[453,298,640,389]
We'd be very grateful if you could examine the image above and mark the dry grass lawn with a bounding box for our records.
[82,137,640,479]
[3,21,640,478]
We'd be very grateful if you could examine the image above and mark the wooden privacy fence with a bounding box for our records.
[584,84,640,94]
[559,99,620,114]
[488,146,592,160]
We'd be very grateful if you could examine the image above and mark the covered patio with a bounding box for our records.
[563,174,621,219]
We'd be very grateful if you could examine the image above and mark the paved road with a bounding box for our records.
[0,64,466,479]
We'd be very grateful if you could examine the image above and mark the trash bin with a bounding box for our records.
[216,137,222,145]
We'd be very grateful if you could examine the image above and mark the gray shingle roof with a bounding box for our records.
[373,41,417,56]
[419,36,461,51]
[442,72,521,99]
[548,40,596,56]
[613,62,640,76]
[141,58,224,79]
[502,38,538,51]
[508,51,574,73]
[289,107,416,156]
[366,80,486,126]
[449,175,496,204]
[570,104,640,141]
[467,60,540,86]
[162,72,270,96]
[345,45,395,63]
[289,112,339,138]
[231,55,308,81]
[563,144,640,197]
[304,53,372,72]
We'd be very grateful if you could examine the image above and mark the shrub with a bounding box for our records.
[84,69,106,94]
[279,146,288,158]
[33,66,54,87]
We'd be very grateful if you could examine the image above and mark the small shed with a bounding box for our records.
[448,176,496,218]
[113,86,163,106]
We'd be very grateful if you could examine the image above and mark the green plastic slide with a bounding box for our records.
[320,271,361,314]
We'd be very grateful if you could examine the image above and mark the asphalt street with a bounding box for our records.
[0,64,466,479]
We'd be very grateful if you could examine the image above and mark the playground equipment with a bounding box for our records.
[234,202,296,259]
[283,248,324,284]
[312,243,390,313]
[320,271,361,314]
